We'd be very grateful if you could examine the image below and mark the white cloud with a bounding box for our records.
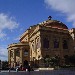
[0,31,6,38]
[1,37,9,41]
[44,0,75,27]
[14,36,20,41]
[0,45,8,61]
[0,13,19,39]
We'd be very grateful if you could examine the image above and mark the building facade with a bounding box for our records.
[8,17,75,68]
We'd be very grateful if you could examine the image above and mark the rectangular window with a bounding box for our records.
[43,38,49,49]
[54,38,59,48]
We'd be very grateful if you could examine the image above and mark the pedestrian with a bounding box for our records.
[16,67,18,72]
[9,68,10,72]
[28,65,31,72]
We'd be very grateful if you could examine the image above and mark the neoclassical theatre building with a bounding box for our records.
[8,16,75,68]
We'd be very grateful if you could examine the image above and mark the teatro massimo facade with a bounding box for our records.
[8,17,75,68]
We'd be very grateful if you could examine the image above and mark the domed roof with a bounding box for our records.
[39,20,68,29]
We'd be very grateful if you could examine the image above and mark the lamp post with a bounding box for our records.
[34,58,35,67]
[38,56,40,67]
[8,63,11,72]
[33,57,35,67]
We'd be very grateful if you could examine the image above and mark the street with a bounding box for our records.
[0,70,75,75]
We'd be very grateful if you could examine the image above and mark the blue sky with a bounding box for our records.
[0,0,74,60]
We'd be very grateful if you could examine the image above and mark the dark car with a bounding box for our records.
[15,66,27,71]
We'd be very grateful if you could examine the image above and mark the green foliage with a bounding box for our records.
[2,61,8,70]
[44,55,60,67]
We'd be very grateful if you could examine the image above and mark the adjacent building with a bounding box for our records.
[8,16,75,68]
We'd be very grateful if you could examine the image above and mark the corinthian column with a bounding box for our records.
[20,47,23,65]
[8,50,11,67]
[13,49,16,67]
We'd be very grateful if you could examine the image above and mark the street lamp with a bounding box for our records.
[33,57,35,67]
[38,55,40,67]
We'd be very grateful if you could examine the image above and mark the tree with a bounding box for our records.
[49,56,60,67]
[2,61,8,70]
[44,55,60,67]
[44,55,50,67]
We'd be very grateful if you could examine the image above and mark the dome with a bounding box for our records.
[40,20,68,29]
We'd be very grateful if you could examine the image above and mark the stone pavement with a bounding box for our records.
[0,70,75,75]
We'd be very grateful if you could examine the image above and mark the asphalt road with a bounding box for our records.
[0,70,75,75]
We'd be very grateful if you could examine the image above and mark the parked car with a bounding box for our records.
[20,67,26,71]
[14,66,26,71]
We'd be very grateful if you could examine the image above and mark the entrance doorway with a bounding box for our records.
[23,60,29,68]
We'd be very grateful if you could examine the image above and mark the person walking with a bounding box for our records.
[28,65,31,72]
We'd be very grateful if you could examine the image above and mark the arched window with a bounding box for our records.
[16,50,20,56]
[43,38,49,48]
[54,39,59,48]
[24,50,28,56]
[63,40,68,49]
